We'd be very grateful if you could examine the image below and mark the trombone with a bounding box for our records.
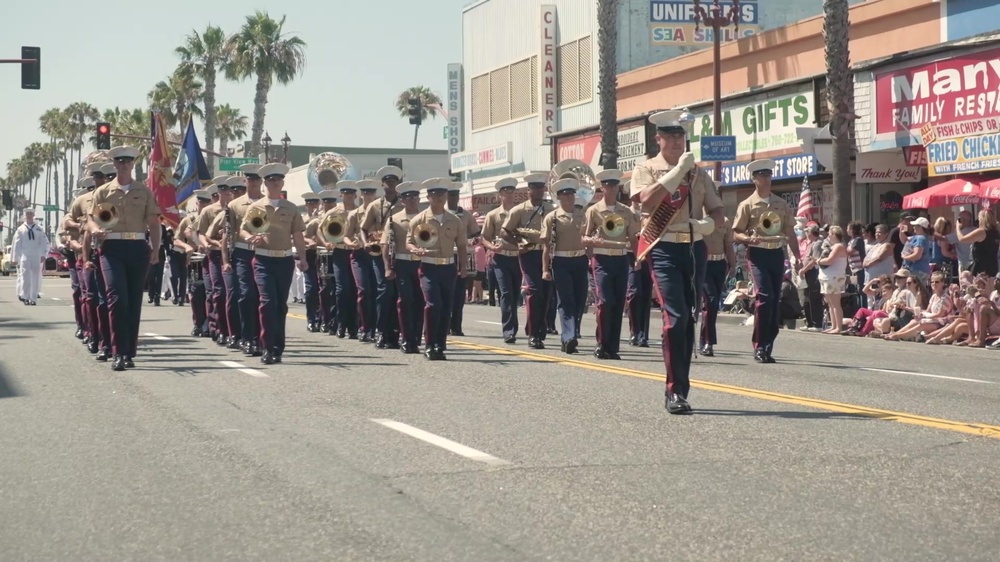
[93,202,120,231]
[242,206,271,235]
[319,214,347,245]
[592,213,630,248]
[414,223,439,249]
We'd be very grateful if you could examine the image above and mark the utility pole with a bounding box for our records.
[692,0,741,181]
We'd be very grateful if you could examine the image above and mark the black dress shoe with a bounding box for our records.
[123,357,135,369]
[75,328,84,339]
[561,339,578,354]
[348,333,358,340]
[547,328,558,335]
[607,352,622,360]
[424,348,435,360]
[629,335,639,347]
[96,349,110,362]
[700,344,715,357]
[528,338,545,350]
[593,347,608,359]
[638,340,649,348]
[337,329,346,338]
[248,344,262,357]
[754,349,766,363]
[87,341,99,354]
[273,355,282,363]
[191,328,202,337]
[111,356,126,372]
[147,296,153,304]
[764,353,776,364]
[666,393,692,414]
[261,350,275,365]
[504,336,516,344]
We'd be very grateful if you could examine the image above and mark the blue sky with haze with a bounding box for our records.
[3,0,468,173]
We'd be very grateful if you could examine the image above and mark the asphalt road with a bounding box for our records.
[1,277,999,562]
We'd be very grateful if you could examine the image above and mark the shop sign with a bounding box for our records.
[690,89,815,159]
[470,190,531,210]
[554,124,650,173]
[713,153,818,187]
[903,146,927,166]
[649,0,759,46]
[874,46,1000,138]
[539,5,558,144]
[925,132,1000,177]
[446,63,464,156]
[449,142,513,173]
[855,152,923,183]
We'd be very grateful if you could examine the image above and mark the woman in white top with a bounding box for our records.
[817,225,849,334]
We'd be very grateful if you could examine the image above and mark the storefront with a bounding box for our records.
[550,115,658,175]
[449,142,531,213]
[711,153,828,218]
[854,149,925,224]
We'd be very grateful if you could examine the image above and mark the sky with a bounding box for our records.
[2,0,470,176]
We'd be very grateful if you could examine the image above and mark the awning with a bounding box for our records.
[902,177,1000,209]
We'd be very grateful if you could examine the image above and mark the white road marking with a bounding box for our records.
[219,360,269,378]
[143,332,170,341]
[860,367,994,384]
[371,419,511,466]
[477,321,503,326]
[50,297,61,301]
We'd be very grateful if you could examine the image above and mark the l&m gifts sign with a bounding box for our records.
[690,89,815,159]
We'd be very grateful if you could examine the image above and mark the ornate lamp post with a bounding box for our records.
[262,131,272,163]
[692,0,741,182]
[281,132,291,165]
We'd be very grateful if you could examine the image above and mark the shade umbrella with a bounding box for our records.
[902,178,982,209]
[975,178,1000,204]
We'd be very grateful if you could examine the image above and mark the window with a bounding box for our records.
[558,36,593,107]
[471,56,539,131]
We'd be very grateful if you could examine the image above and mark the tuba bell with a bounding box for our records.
[93,202,120,230]
[243,206,271,235]
[549,159,597,208]
[414,223,439,249]
[757,210,783,237]
[307,152,359,192]
[319,213,346,245]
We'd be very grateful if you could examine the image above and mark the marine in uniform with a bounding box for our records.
[316,181,360,338]
[64,184,89,340]
[446,182,481,336]
[198,177,230,342]
[69,162,114,358]
[85,146,162,371]
[209,175,248,350]
[500,173,554,349]
[732,158,801,363]
[480,177,523,344]
[631,112,724,414]
[699,214,735,356]
[173,196,206,336]
[381,181,425,353]
[239,163,309,364]
[406,178,468,360]
[300,192,322,331]
[221,165,265,356]
[359,167,404,349]
[315,189,340,333]
[146,216,169,306]
[584,169,640,360]
[540,178,590,354]
[352,181,383,343]
[625,183,653,347]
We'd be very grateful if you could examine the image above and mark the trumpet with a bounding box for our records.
[365,230,383,256]
[93,202,120,230]
[414,223,439,249]
[243,206,271,235]
[319,213,347,245]
[516,227,541,251]
[594,212,630,248]
[756,210,784,239]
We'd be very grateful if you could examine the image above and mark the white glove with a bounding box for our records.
[689,217,716,236]
[677,151,696,174]
[656,165,687,195]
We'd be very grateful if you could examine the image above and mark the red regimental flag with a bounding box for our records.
[149,113,179,228]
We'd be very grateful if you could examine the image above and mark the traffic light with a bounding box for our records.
[96,122,111,150]
[407,98,422,126]
[1,190,12,208]
[21,46,40,90]
[387,157,403,170]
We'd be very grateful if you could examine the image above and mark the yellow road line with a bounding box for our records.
[286,312,1000,440]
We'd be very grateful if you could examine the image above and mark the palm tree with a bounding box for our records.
[214,103,249,156]
[824,0,854,227]
[225,11,307,157]
[394,86,442,150]
[176,25,228,170]
[597,0,619,171]
[149,66,205,133]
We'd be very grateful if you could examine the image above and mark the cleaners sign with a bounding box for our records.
[925,131,1000,177]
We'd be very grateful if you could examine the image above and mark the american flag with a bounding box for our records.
[796,176,819,221]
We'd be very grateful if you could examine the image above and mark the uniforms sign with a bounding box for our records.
[874,46,1000,138]
[649,0,759,46]
[690,89,815,159]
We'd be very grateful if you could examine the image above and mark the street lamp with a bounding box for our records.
[262,132,272,163]
[281,132,291,165]
[692,0,741,182]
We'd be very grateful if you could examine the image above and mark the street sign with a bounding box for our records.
[699,136,737,161]
[219,157,259,172]
[43,204,58,212]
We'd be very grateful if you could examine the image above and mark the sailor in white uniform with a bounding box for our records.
[12,208,50,305]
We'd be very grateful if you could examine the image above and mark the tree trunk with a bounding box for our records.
[412,124,420,150]
[219,138,229,157]
[203,65,217,171]
[597,0,620,171]
[249,73,272,157]
[824,0,853,227]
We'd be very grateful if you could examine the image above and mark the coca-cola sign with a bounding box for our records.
[874,46,1000,137]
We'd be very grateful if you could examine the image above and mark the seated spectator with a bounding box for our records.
[886,271,953,341]
[872,269,920,337]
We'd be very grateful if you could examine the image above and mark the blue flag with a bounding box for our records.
[172,120,212,206]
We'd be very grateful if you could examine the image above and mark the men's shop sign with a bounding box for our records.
[711,153,818,187]
[925,133,1000,177]
[875,46,1000,139]
[690,90,814,160]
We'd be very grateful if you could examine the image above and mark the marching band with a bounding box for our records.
[58,126,801,416]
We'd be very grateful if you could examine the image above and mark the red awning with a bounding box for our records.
[902,178,988,209]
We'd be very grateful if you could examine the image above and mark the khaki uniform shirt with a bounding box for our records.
[733,192,795,242]
[482,205,519,252]
[406,209,466,259]
[541,207,587,252]
[242,199,305,252]
[381,210,419,256]
[703,216,732,257]
[630,155,723,233]
[361,197,404,243]
[450,207,481,239]
[88,179,159,233]
[197,202,223,237]
[501,200,554,246]
[68,190,96,240]
[583,200,640,243]
[175,215,194,246]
